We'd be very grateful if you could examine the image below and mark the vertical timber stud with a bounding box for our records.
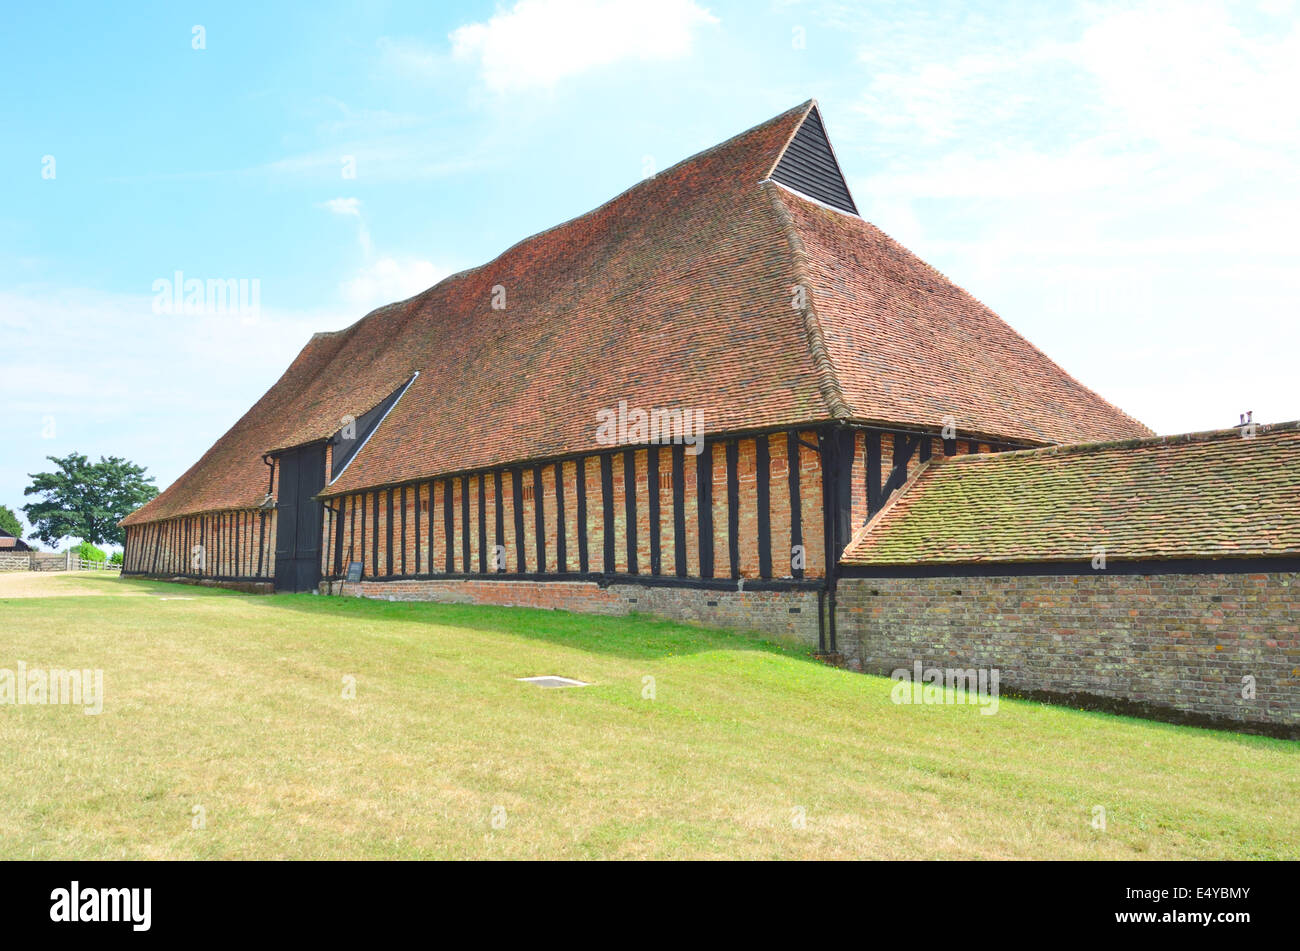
[478,475,487,574]
[372,493,381,577]
[575,459,589,574]
[756,436,772,579]
[460,475,471,573]
[647,446,661,575]
[532,465,545,573]
[257,509,267,577]
[600,454,615,573]
[623,449,638,574]
[386,490,395,576]
[359,495,367,577]
[413,482,420,575]
[512,468,526,573]
[831,428,855,559]
[338,501,348,576]
[444,479,455,573]
[787,432,803,580]
[553,462,566,573]
[819,427,855,655]
[866,431,883,516]
[494,471,505,573]
[426,485,436,576]
[671,444,686,577]
[395,485,405,576]
[697,441,714,579]
[919,436,932,464]
[726,439,740,580]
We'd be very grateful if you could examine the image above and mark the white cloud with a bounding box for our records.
[1072,1,1300,151]
[321,197,361,217]
[342,258,448,311]
[317,199,448,307]
[0,287,348,529]
[375,37,445,79]
[449,0,719,92]
[843,0,1300,436]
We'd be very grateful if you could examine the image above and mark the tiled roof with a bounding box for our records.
[124,100,1150,526]
[771,186,1150,444]
[842,422,1300,566]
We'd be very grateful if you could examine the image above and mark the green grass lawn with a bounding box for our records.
[0,574,1294,859]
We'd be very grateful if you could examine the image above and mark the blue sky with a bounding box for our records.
[3,0,1298,547]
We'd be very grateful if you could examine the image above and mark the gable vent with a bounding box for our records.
[771,106,857,214]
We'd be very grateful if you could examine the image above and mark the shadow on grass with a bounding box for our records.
[107,580,1294,748]
[254,587,816,663]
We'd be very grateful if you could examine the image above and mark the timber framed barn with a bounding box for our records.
[120,101,1297,734]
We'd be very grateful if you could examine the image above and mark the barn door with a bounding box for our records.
[273,444,326,592]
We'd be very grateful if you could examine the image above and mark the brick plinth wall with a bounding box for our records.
[333,577,822,645]
[836,572,1300,736]
[121,574,275,595]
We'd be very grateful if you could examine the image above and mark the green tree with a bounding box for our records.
[67,540,107,563]
[23,453,158,548]
[0,504,21,540]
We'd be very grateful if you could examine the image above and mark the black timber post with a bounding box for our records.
[478,475,488,574]
[697,442,714,578]
[600,455,614,572]
[461,474,471,572]
[512,469,526,572]
[671,444,687,577]
[819,425,854,656]
[866,430,883,516]
[576,461,589,573]
[756,435,772,579]
[532,465,545,572]
[725,439,739,580]
[647,446,661,575]
[553,462,566,573]
[623,449,638,574]
[494,473,505,572]
[444,480,455,573]
[787,431,803,580]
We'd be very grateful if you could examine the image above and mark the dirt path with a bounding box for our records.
[0,572,138,599]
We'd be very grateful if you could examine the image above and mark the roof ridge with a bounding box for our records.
[763,181,852,420]
[324,100,819,340]
[943,419,1300,465]
[761,99,818,181]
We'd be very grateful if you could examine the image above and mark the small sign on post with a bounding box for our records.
[345,561,363,583]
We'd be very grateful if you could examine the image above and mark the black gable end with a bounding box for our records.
[770,107,857,214]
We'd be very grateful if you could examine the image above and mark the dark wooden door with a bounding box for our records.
[273,445,326,592]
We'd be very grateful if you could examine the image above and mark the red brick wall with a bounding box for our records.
[836,572,1300,735]
[338,576,821,644]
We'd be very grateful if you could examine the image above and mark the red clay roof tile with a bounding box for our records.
[124,100,1150,526]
